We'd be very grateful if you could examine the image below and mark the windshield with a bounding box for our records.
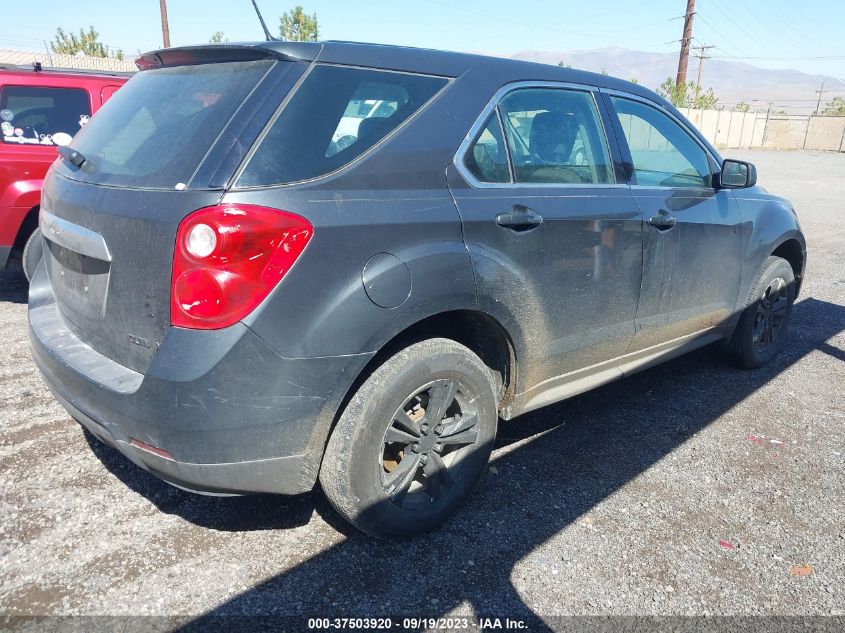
[63,59,274,189]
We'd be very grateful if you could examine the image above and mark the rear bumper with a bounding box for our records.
[28,262,374,495]
[53,389,314,496]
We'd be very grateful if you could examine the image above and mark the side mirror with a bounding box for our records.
[720,159,757,189]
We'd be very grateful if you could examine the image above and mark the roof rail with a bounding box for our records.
[0,63,134,77]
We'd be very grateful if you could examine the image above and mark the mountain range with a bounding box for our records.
[505,47,845,114]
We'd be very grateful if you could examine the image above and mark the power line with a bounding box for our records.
[726,1,808,52]
[708,0,782,51]
[423,0,685,51]
[422,0,602,38]
[0,33,147,54]
[694,12,751,58]
[712,55,845,61]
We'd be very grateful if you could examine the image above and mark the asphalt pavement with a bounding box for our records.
[0,150,843,631]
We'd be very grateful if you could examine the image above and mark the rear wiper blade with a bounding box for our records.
[57,145,86,168]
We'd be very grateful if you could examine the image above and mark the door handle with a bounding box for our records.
[647,209,676,231]
[496,205,543,232]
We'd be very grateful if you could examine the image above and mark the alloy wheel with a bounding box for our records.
[752,277,788,351]
[380,379,480,509]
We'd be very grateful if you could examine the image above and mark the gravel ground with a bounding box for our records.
[1,150,843,630]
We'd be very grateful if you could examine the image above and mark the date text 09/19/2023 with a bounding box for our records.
[306,616,528,630]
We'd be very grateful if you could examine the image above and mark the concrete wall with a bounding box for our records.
[803,117,845,152]
[679,108,767,150]
[762,117,809,150]
[679,107,845,152]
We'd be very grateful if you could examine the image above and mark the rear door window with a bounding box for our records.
[497,88,613,185]
[464,113,510,184]
[0,86,91,147]
[62,59,274,189]
[237,65,448,187]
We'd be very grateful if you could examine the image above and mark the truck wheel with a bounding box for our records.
[726,256,795,369]
[22,227,43,283]
[320,338,498,539]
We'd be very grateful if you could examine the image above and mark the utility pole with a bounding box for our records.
[694,44,715,86]
[814,81,826,115]
[676,0,696,86]
[159,0,171,48]
[693,44,715,102]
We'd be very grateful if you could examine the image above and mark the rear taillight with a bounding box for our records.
[171,204,312,329]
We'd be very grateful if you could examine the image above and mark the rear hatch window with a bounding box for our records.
[60,59,273,189]
[237,65,448,186]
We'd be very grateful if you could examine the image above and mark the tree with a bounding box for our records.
[279,6,319,42]
[733,102,751,112]
[51,26,123,60]
[209,31,228,43]
[823,96,845,116]
[657,77,719,109]
[658,77,686,107]
[629,77,639,84]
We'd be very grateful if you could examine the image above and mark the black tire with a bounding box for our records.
[21,227,43,283]
[319,338,498,539]
[726,256,795,369]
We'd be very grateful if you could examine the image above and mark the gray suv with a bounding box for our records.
[29,41,806,538]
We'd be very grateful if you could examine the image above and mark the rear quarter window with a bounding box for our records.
[0,86,91,147]
[237,65,448,187]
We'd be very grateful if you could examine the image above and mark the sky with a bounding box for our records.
[2,0,844,80]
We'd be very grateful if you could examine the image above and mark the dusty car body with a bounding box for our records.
[29,41,805,537]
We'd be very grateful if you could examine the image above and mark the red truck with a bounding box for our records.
[0,64,129,280]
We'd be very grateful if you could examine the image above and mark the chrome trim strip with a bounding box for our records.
[40,211,111,262]
[453,80,619,190]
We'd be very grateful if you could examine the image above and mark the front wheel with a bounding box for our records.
[726,255,795,369]
[319,338,498,538]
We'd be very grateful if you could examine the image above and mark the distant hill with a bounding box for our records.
[507,47,845,114]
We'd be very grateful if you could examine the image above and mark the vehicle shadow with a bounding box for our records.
[83,432,326,533]
[0,268,27,304]
[140,296,840,629]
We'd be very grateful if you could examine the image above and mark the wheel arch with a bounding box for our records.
[13,204,40,251]
[308,308,518,479]
[346,308,516,415]
[771,237,805,296]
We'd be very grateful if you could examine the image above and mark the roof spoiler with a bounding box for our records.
[135,42,320,70]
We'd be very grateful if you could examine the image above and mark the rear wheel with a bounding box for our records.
[22,227,43,283]
[320,338,498,538]
[726,255,795,369]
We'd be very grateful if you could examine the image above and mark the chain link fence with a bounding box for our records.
[0,47,136,73]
